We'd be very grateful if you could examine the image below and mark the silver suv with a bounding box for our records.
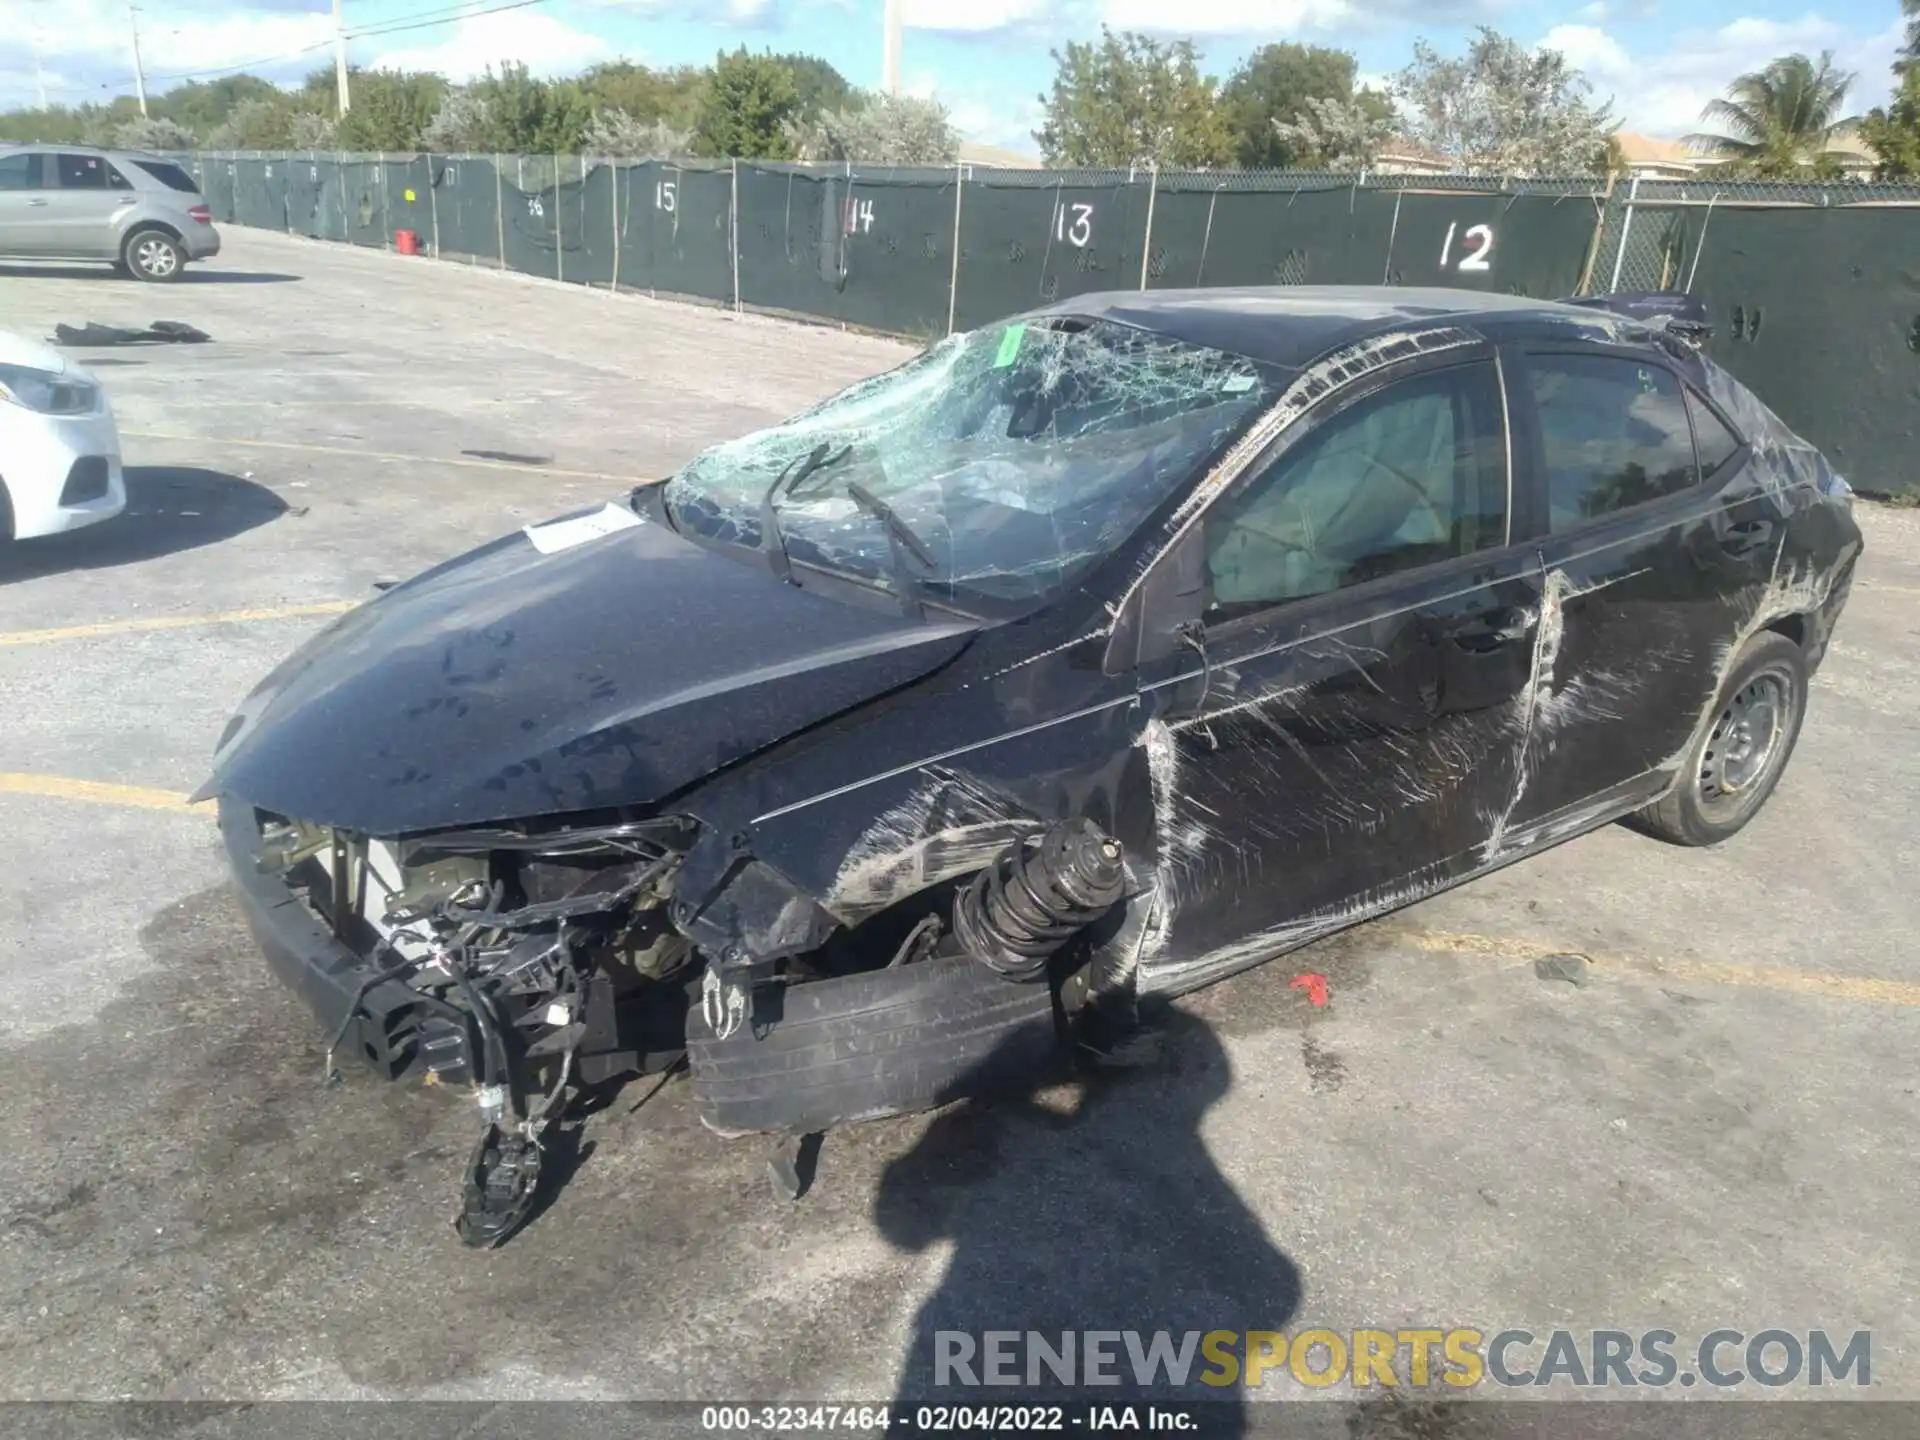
[0,146,221,282]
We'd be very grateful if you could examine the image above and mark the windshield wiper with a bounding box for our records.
[846,480,936,620]
[761,443,850,584]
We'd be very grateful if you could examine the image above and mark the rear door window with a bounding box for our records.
[131,159,201,194]
[55,153,109,189]
[0,152,44,190]
[1526,353,1698,531]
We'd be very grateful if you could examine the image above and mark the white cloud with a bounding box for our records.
[1100,0,1351,31]
[1542,13,1903,137]
[13,0,336,101]
[901,0,1050,32]
[902,66,1043,148]
[365,11,613,81]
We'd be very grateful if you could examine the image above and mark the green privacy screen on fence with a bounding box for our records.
[1689,205,1920,494]
[175,152,1920,496]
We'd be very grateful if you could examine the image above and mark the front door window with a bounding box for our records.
[1201,362,1509,622]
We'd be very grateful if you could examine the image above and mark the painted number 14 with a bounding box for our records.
[1440,222,1495,272]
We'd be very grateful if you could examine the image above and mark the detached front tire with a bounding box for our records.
[122,229,185,282]
[1632,630,1808,846]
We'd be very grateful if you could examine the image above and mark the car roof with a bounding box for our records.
[0,143,169,161]
[1034,285,1633,370]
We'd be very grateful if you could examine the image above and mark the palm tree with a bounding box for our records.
[1687,52,1859,177]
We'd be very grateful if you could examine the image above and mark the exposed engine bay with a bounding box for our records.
[247,806,1128,1248]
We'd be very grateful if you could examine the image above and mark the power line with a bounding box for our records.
[348,0,561,45]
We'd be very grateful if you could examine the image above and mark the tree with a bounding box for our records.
[1035,27,1233,168]
[157,76,283,136]
[581,108,691,158]
[1394,27,1613,175]
[768,53,853,121]
[576,62,707,129]
[1270,94,1395,170]
[1859,66,1920,176]
[1220,42,1368,167]
[461,62,591,152]
[694,48,801,159]
[206,95,305,150]
[334,69,449,150]
[111,117,200,151]
[1687,52,1858,178]
[785,91,959,164]
[422,91,494,152]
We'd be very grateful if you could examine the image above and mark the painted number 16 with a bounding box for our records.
[1439,222,1495,272]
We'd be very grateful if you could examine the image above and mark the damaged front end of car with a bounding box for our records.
[222,801,708,1243]
[221,786,1136,1246]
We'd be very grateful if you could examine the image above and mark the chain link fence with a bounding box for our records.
[168,151,1920,496]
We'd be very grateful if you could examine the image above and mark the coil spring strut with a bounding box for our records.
[953,819,1126,982]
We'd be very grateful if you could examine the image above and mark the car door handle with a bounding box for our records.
[1446,605,1537,651]
[27,198,48,207]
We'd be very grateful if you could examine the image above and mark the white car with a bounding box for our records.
[0,329,125,542]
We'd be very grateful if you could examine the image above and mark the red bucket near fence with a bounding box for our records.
[394,229,421,256]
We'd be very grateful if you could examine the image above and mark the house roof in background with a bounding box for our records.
[959,141,1042,169]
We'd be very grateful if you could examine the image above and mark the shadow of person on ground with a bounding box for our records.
[0,264,300,284]
[878,1010,1302,1435]
[0,466,288,583]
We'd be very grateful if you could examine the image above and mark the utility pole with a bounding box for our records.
[333,0,351,115]
[29,22,49,109]
[128,4,149,117]
[881,0,901,97]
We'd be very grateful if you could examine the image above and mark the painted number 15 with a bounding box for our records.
[1439,222,1495,272]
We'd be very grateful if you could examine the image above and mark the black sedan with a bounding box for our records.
[201,287,1861,1244]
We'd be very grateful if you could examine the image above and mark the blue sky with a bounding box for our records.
[7,0,1907,147]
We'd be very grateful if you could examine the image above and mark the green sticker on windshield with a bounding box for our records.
[993,323,1026,368]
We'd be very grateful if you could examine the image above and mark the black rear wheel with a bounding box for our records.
[1631,631,1807,846]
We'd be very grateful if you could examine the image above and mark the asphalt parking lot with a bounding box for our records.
[1,232,1917,1417]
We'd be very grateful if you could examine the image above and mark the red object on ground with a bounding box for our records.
[394,229,421,255]
[1289,973,1330,1007]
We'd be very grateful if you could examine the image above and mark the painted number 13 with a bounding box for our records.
[1439,222,1495,272]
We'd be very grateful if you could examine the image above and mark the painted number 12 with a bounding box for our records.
[1439,222,1495,273]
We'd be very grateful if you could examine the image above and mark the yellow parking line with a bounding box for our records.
[124,431,647,484]
[0,600,357,647]
[1393,926,1920,1009]
[0,773,210,814]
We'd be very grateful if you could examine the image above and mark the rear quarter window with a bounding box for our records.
[131,160,201,194]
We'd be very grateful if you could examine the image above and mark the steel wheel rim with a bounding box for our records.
[136,238,176,276]
[1697,664,1793,819]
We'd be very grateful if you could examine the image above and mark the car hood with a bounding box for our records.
[200,504,978,836]
[0,329,79,376]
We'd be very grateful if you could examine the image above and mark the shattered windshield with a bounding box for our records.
[662,318,1274,608]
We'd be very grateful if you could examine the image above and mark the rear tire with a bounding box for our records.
[687,953,1061,1137]
[1631,631,1807,846]
[122,229,185,282]
[0,482,13,542]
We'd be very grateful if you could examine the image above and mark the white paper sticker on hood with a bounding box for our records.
[524,502,644,555]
